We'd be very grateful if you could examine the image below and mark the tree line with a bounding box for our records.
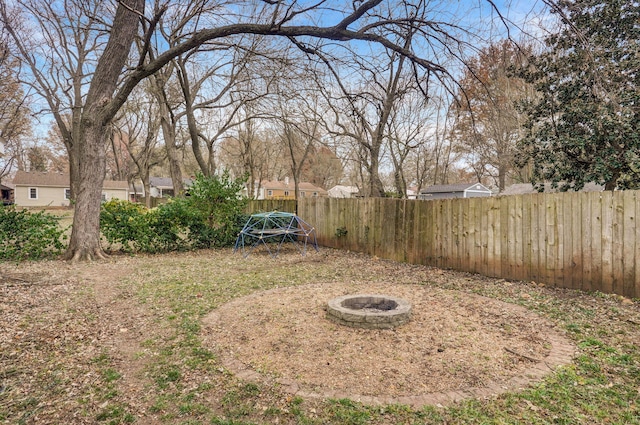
[0,0,637,261]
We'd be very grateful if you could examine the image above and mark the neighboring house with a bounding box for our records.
[406,186,418,200]
[252,178,327,200]
[149,177,175,198]
[418,183,492,200]
[149,176,194,198]
[1,183,15,205]
[328,185,360,198]
[11,171,129,207]
[499,182,604,196]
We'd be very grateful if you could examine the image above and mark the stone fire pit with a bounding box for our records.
[326,294,412,329]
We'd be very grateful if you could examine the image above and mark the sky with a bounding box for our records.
[24,0,557,142]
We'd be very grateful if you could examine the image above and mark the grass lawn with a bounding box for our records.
[0,248,639,424]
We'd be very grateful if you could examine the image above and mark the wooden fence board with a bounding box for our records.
[581,193,593,292]
[612,192,625,296]
[562,193,575,289]
[492,196,502,277]
[548,194,561,286]
[502,196,512,279]
[570,192,583,290]
[541,194,552,285]
[625,191,640,298]
[521,195,532,282]
[512,195,523,280]
[388,200,400,261]
[529,195,538,282]
[478,198,488,276]
[601,191,614,294]
[621,192,636,297]
[591,192,604,292]
[460,198,471,271]
[444,199,453,268]
[472,197,483,275]
[455,199,464,270]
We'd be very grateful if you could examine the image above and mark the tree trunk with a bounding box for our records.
[367,143,385,197]
[152,74,185,196]
[65,121,109,260]
[142,172,151,208]
[64,0,143,261]
[165,133,184,195]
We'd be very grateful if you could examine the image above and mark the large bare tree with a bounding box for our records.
[451,40,535,191]
[1,0,513,261]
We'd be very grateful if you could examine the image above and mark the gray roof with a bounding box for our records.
[420,183,490,194]
[149,177,195,189]
[149,177,174,189]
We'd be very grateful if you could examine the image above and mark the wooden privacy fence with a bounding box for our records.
[245,199,297,215]
[294,191,640,298]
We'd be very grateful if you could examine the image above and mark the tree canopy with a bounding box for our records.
[517,0,640,191]
[452,40,534,191]
[0,0,535,260]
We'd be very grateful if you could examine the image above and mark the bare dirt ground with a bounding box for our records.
[203,280,571,405]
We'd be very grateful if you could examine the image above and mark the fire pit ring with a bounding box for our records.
[326,294,412,329]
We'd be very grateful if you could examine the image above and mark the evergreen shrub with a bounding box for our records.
[0,205,68,260]
[100,172,248,253]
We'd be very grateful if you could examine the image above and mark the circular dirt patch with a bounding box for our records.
[202,282,574,407]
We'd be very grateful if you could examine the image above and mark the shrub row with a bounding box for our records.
[0,206,68,260]
[0,173,249,260]
[100,172,248,254]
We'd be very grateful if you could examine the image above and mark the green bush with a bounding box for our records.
[184,171,248,248]
[0,205,68,260]
[99,200,154,253]
[100,173,248,253]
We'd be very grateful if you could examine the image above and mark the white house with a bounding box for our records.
[11,171,129,207]
[328,185,360,198]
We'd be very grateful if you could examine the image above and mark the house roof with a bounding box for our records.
[1,182,14,190]
[12,171,128,190]
[149,177,194,189]
[149,177,173,189]
[261,180,327,193]
[329,185,359,193]
[420,183,490,194]
[328,185,359,197]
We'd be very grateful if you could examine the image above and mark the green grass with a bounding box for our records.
[121,251,639,424]
[2,249,639,424]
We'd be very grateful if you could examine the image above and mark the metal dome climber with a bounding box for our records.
[233,211,319,257]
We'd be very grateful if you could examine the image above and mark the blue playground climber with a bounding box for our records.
[234,211,319,257]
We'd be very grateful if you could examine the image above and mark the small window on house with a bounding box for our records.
[313,192,318,197]
[64,188,71,200]
[300,191,305,197]
[101,193,107,202]
[267,190,273,196]
[29,187,37,199]
[284,191,290,196]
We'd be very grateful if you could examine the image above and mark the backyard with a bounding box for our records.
[1,247,639,424]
